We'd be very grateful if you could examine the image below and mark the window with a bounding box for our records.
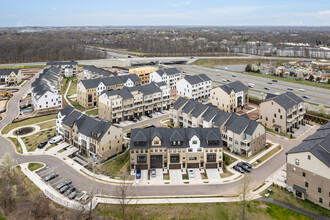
[318,187,322,193]
[293,167,296,173]
[302,172,306,177]
[319,198,323,203]
[266,117,268,121]
[274,114,276,118]
[280,115,282,119]
[295,159,299,166]
[273,119,275,123]
[308,155,311,160]
[154,140,159,145]
[260,115,262,119]
[193,140,197,144]
[278,109,281,113]
[305,182,308,188]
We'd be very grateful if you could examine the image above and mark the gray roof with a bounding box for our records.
[62,111,83,127]
[31,67,61,97]
[173,97,189,110]
[83,65,117,77]
[156,68,180,76]
[265,92,303,110]
[80,74,141,89]
[287,121,330,168]
[128,82,161,96]
[103,87,133,99]
[0,68,20,76]
[184,74,210,85]
[225,114,251,134]
[130,127,222,149]
[182,99,199,114]
[58,106,74,117]
[47,61,78,66]
[219,81,248,94]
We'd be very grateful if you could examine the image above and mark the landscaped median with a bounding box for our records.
[252,145,283,167]
[8,137,23,154]
[22,128,56,152]
[28,162,44,171]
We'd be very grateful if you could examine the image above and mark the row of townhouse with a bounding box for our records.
[129,66,158,84]
[176,74,211,100]
[56,106,123,161]
[259,92,305,134]
[172,97,266,157]
[82,65,117,79]
[46,61,78,78]
[31,67,62,111]
[130,127,223,170]
[98,82,171,123]
[77,74,141,108]
[0,69,22,85]
[149,67,182,90]
[286,121,330,210]
[210,81,249,113]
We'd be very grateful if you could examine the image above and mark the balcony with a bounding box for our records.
[287,116,296,123]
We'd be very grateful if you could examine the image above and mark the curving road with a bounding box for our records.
[0,75,318,197]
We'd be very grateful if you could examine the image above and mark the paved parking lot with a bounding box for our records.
[188,168,203,184]
[149,168,163,184]
[206,169,221,183]
[169,169,182,184]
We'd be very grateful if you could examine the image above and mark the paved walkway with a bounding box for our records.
[64,81,73,107]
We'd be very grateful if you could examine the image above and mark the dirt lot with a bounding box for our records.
[236,104,260,120]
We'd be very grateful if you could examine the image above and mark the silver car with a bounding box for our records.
[151,168,156,178]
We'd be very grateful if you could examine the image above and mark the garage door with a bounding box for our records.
[150,155,163,168]
[136,164,148,170]
[187,163,199,168]
[206,163,217,169]
[169,164,181,169]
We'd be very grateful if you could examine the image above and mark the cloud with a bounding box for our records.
[318,10,330,16]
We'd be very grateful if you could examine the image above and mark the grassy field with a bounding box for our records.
[67,78,77,96]
[263,186,330,218]
[193,58,296,67]
[220,170,234,178]
[85,109,98,116]
[28,163,44,171]
[223,152,238,165]
[99,151,132,179]
[8,137,23,154]
[2,114,57,134]
[45,144,56,151]
[253,145,282,167]
[95,200,312,220]
[22,128,56,152]
[0,65,45,69]
[38,120,56,130]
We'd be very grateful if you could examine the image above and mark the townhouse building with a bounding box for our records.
[129,66,158,84]
[0,69,22,85]
[176,74,211,100]
[77,74,141,108]
[286,121,330,210]
[259,92,305,133]
[46,61,78,77]
[210,81,249,113]
[98,82,170,123]
[172,97,266,157]
[149,67,182,90]
[130,127,223,170]
[57,107,123,161]
[82,65,117,79]
[31,67,62,111]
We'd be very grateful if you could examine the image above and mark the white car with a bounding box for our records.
[155,111,161,115]
[188,169,195,178]
[49,135,63,144]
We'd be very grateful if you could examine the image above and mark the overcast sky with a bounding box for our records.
[1,0,330,27]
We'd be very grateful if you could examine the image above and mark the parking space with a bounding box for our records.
[149,168,163,184]
[169,169,182,184]
[136,170,148,184]
[206,169,221,183]
[188,168,203,184]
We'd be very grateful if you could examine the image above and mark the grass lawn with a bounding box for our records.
[220,170,234,178]
[67,78,77,96]
[201,172,208,179]
[8,137,23,154]
[263,186,330,218]
[58,148,66,153]
[193,58,296,67]
[182,174,189,180]
[2,114,57,134]
[253,145,282,167]
[98,151,133,179]
[95,200,312,220]
[22,128,56,152]
[69,100,86,111]
[0,65,45,69]
[38,120,56,130]
[17,80,26,86]
[223,152,237,165]
[85,109,98,116]
[163,174,170,180]
[28,163,44,171]
[45,144,56,151]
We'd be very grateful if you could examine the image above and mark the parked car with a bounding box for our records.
[237,162,251,173]
[137,116,142,121]
[38,141,48,149]
[44,172,58,182]
[234,165,245,173]
[130,118,137,123]
[272,80,278,82]
[242,162,252,169]
[75,191,87,201]
[151,168,156,178]
[81,194,91,205]
[56,180,72,190]
[160,110,165,114]
[136,169,141,179]
[59,185,70,194]
[49,135,63,144]
[68,191,78,200]
[64,186,76,196]
[146,114,153,118]
[188,169,195,178]
[287,88,293,91]
[155,111,161,115]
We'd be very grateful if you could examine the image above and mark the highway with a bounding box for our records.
[177,65,330,107]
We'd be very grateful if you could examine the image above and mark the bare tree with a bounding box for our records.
[238,174,252,220]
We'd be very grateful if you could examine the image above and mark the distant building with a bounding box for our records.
[82,65,117,79]
[46,61,78,77]
[149,67,182,90]
[210,81,249,113]
[176,74,211,100]
[0,69,22,85]
[129,66,158,84]
[286,122,330,210]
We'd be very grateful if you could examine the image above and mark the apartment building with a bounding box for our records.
[176,74,211,100]
[172,97,266,157]
[286,122,330,210]
[46,61,78,77]
[259,92,305,133]
[98,82,170,123]
[130,127,223,170]
[82,65,117,79]
[210,81,249,113]
[77,74,141,108]
[149,67,182,90]
[129,66,158,84]
[57,108,123,161]
[31,67,62,111]
[0,69,22,85]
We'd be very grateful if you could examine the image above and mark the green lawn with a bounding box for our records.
[98,151,132,179]
[38,120,56,130]
[67,78,77,96]
[85,109,98,116]
[0,65,45,69]
[263,186,330,218]
[8,137,23,154]
[22,128,56,152]
[95,200,312,220]
[223,152,237,165]
[2,114,57,134]
[17,80,26,86]
[69,100,86,111]
[193,58,296,67]
[253,145,282,167]
[28,163,44,171]
[45,144,56,151]
[220,170,234,178]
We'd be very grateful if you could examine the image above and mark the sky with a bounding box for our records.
[0,0,330,27]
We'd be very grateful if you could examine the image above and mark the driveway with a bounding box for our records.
[136,170,148,185]
[206,169,221,183]
[149,168,163,184]
[169,169,182,184]
[188,168,203,184]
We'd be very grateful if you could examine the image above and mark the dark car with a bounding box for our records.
[68,191,78,200]
[267,82,272,84]
[64,186,76,196]
[242,162,252,169]
[137,116,142,121]
[56,180,72,190]
[287,88,293,91]
[237,162,251,173]
[264,87,270,90]
[272,80,278,82]
[146,114,153,118]
[234,165,245,173]
[60,185,70,194]
[232,75,237,77]
[44,172,58,182]
[130,118,137,123]
[303,95,309,99]
[136,170,141,179]
[38,141,48,149]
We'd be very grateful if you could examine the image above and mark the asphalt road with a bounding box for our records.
[178,65,330,107]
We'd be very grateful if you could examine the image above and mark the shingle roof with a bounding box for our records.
[62,111,83,127]
[83,65,117,77]
[59,105,74,117]
[80,74,141,89]
[184,74,210,85]
[47,61,78,66]
[128,82,161,95]
[219,81,248,94]
[265,92,303,110]
[0,69,20,76]
[155,67,180,76]
[173,97,190,110]
[103,87,133,99]
[31,67,61,97]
